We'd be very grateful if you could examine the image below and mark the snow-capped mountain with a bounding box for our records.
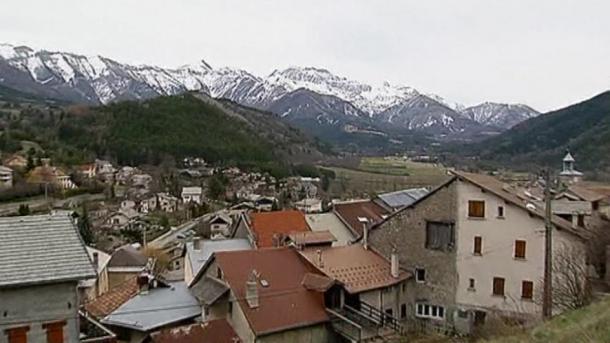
[460,102,539,129]
[0,43,538,141]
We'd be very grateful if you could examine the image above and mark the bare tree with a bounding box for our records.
[551,245,592,311]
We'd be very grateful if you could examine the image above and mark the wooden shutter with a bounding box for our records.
[522,280,534,299]
[468,201,485,218]
[492,277,505,296]
[473,236,482,255]
[5,326,29,343]
[515,240,526,259]
[43,321,66,343]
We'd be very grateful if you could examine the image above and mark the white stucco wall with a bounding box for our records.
[455,179,583,316]
[0,282,80,343]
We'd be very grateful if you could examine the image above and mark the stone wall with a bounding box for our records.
[369,180,458,331]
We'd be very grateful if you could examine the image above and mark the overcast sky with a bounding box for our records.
[1,0,609,111]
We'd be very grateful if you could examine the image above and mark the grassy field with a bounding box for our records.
[322,158,448,198]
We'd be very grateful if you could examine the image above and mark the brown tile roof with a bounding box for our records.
[84,276,139,318]
[451,171,587,239]
[250,210,310,248]
[567,185,606,202]
[333,200,389,237]
[301,273,335,292]
[300,245,410,294]
[214,248,329,336]
[287,230,336,246]
[150,320,240,343]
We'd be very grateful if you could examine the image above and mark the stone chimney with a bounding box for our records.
[246,270,259,309]
[358,217,369,250]
[391,248,399,279]
[137,273,150,294]
[92,252,99,272]
[316,249,324,268]
[193,237,201,250]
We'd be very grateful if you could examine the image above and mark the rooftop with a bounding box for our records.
[107,244,148,270]
[102,282,200,332]
[300,245,410,294]
[0,214,96,287]
[376,187,429,209]
[333,200,389,237]
[80,247,112,288]
[213,248,329,336]
[287,230,336,246]
[186,238,252,286]
[182,186,203,194]
[250,210,311,248]
[150,320,241,343]
[84,276,139,318]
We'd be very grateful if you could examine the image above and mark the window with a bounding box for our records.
[43,321,65,343]
[497,206,504,218]
[473,236,482,255]
[577,214,585,227]
[425,221,454,251]
[4,326,29,343]
[217,267,223,279]
[468,278,476,290]
[401,304,407,319]
[514,240,526,259]
[521,280,534,300]
[468,200,485,218]
[228,301,233,315]
[385,308,393,317]
[492,277,505,296]
[415,268,426,283]
[416,303,445,320]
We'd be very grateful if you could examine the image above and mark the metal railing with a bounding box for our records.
[327,308,362,342]
[348,301,404,334]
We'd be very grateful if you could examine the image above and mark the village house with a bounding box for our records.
[0,214,97,343]
[305,212,356,246]
[184,237,252,286]
[106,245,148,289]
[138,194,158,214]
[236,210,311,248]
[558,150,584,184]
[369,171,588,334]
[77,163,97,179]
[0,166,13,188]
[27,158,77,189]
[299,244,410,340]
[156,192,178,213]
[189,248,336,342]
[3,154,27,169]
[100,277,200,343]
[79,247,112,301]
[294,198,323,213]
[333,199,390,240]
[182,186,203,205]
[207,212,233,239]
[95,159,115,176]
[284,230,336,251]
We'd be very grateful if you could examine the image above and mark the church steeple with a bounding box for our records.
[559,149,583,183]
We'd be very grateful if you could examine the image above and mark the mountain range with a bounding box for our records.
[0,43,539,144]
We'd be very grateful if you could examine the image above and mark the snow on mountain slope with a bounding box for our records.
[0,43,536,136]
[461,102,539,129]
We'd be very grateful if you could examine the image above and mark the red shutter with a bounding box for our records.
[468,201,485,218]
[43,321,66,343]
[515,240,526,259]
[493,277,505,296]
[522,280,534,299]
[5,326,29,343]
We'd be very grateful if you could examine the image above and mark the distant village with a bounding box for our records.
[1,151,610,343]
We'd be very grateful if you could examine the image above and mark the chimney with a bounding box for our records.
[246,270,259,309]
[137,274,150,294]
[358,217,369,250]
[391,248,399,278]
[92,252,99,272]
[193,237,201,250]
[316,249,324,268]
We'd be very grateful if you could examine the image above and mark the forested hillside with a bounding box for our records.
[471,91,610,178]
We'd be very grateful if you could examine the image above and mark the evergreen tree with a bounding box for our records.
[78,204,95,245]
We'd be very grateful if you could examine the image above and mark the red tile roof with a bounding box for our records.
[333,200,389,237]
[300,245,410,294]
[214,248,329,336]
[250,210,310,248]
[84,276,139,318]
[150,320,240,343]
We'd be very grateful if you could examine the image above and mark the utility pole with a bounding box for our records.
[542,168,553,319]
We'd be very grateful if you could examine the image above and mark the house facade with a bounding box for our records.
[369,171,587,334]
[0,214,96,343]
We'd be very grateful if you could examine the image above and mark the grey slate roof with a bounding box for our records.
[102,282,200,332]
[0,214,96,287]
[377,187,429,209]
[190,275,229,305]
[186,239,251,284]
